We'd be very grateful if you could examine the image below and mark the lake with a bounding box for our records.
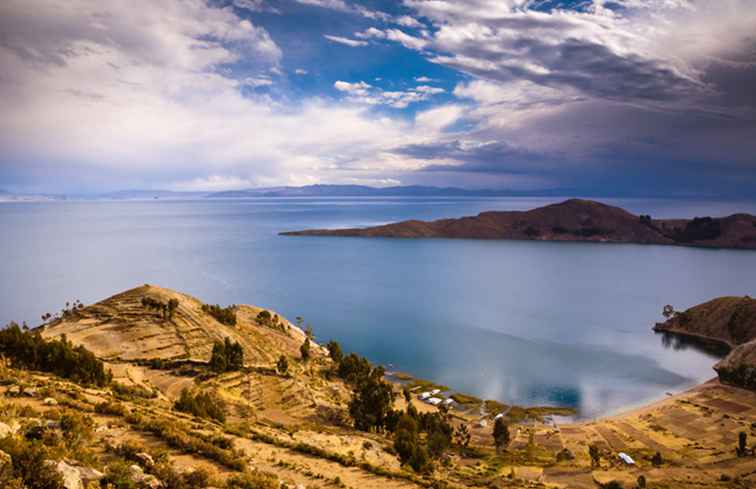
[2,196,756,417]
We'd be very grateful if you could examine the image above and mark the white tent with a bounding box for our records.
[618,453,635,465]
[419,392,431,399]
[428,397,443,406]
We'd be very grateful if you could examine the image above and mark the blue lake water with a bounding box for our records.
[2,196,756,417]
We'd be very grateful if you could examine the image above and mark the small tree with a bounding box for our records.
[589,444,601,467]
[210,341,227,372]
[662,304,675,320]
[326,340,343,365]
[651,451,663,467]
[167,298,179,319]
[738,431,747,457]
[300,338,311,361]
[454,424,471,451]
[493,417,510,454]
[276,355,289,376]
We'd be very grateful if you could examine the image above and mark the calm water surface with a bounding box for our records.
[2,197,756,417]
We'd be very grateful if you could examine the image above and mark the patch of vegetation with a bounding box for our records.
[276,355,288,376]
[0,436,64,489]
[124,413,246,470]
[254,310,288,333]
[300,337,311,361]
[0,322,111,386]
[112,381,157,400]
[450,392,482,405]
[202,303,237,326]
[210,338,244,372]
[670,216,722,242]
[142,296,179,319]
[95,400,128,417]
[174,388,226,422]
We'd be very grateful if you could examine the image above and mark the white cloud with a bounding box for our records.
[414,76,437,83]
[356,27,429,50]
[0,0,464,191]
[334,81,445,108]
[324,34,368,47]
[395,15,424,28]
[171,175,255,191]
[295,68,309,75]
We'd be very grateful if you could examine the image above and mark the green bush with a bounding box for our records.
[174,388,226,422]
[0,323,111,386]
[202,304,237,326]
[0,436,64,489]
[210,338,244,372]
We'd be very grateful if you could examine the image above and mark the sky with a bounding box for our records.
[0,0,755,196]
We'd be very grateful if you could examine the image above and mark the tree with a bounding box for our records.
[493,417,510,453]
[167,298,179,319]
[225,338,244,370]
[662,304,675,320]
[738,431,747,457]
[209,338,244,372]
[210,341,227,372]
[394,414,419,464]
[454,424,471,451]
[348,366,395,432]
[651,451,663,467]
[276,355,289,376]
[326,340,343,365]
[300,337,311,361]
[589,444,601,467]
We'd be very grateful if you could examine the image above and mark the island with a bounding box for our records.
[282,198,756,250]
[0,285,754,489]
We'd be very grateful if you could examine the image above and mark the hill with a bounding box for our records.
[281,198,756,249]
[0,286,755,488]
[654,296,756,390]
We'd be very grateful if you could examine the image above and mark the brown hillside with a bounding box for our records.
[654,296,756,390]
[40,284,311,364]
[282,198,756,249]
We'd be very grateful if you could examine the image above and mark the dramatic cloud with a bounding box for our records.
[1,0,755,195]
[0,0,460,192]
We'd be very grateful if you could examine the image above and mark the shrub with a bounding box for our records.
[0,436,63,489]
[300,338,311,361]
[493,417,510,453]
[276,355,288,376]
[95,400,128,417]
[174,388,226,422]
[59,410,94,448]
[112,382,157,400]
[202,304,237,326]
[0,323,111,386]
[210,338,244,372]
[226,471,278,489]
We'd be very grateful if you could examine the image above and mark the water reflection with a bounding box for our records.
[657,331,730,358]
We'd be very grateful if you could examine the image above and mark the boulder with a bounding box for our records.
[52,460,84,489]
[714,339,756,390]
[129,464,161,488]
[44,397,58,406]
[0,421,14,438]
[0,449,12,476]
[136,452,155,467]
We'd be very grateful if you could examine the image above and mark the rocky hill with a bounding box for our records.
[281,198,756,249]
[40,284,310,364]
[1,285,755,488]
[654,296,756,389]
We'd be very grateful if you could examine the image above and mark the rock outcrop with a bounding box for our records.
[654,296,756,390]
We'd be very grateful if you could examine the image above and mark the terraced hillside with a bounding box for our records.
[1,286,755,489]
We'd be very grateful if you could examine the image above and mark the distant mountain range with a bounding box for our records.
[0,185,523,201]
[206,184,512,198]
